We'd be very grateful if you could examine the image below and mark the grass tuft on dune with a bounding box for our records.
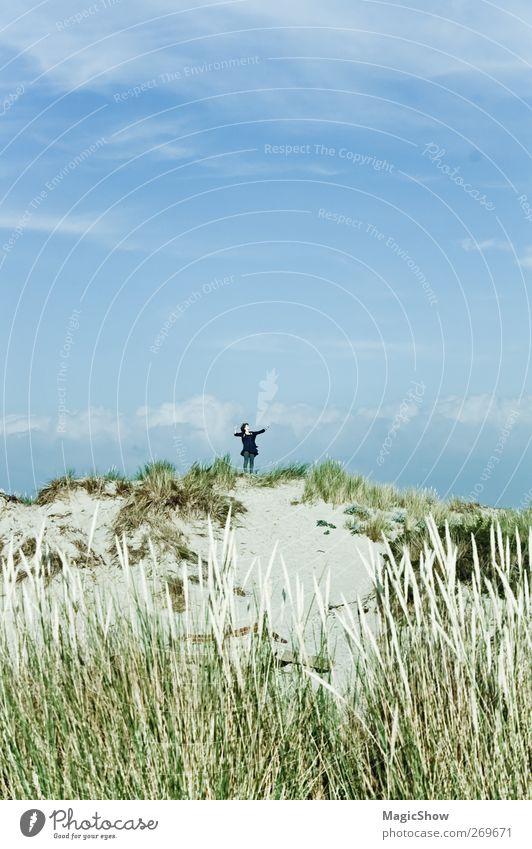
[23,456,532,592]
[113,458,245,563]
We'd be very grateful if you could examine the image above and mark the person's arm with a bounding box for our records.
[252,428,266,436]
[234,428,242,436]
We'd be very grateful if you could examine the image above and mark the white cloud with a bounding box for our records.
[3,391,531,450]
[58,406,124,440]
[105,118,192,161]
[459,238,532,270]
[136,395,240,432]
[358,400,422,421]
[518,249,532,269]
[229,336,424,357]
[435,394,527,427]
[257,401,344,435]
[0,414,51,435]
[137,395,345,437]
[460,237,513,252]
[1,0,531,95]
[0,211,123,249]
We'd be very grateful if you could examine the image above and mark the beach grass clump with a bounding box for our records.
[303,460,443,519]
[36,467,133,504]
[118,459,243,531]
[135,459,177,481]
[303,459,367,506]
[250,463,309,487]
[0,520,529,800]
[102,466,128,482]
[389,507,531,592]
[113,459,244,562]
[163,575,186,612]
[183,454,238,491]
[359,512,393,543]
[14,493,36,505]
[36,468,77,504]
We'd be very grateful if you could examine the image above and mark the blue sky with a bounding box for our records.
[1,0,531,505]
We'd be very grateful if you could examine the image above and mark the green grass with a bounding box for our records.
[135,459,177,481]
[360,512,393,542]
[303,460,443,519]
[26,457,532,600]
[183,454,238,491]
[0,521,529,799]
[36,467,132,503]
[249,463,309,487]
[113,458,244,563]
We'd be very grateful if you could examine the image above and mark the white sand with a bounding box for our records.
[0,481,382,681]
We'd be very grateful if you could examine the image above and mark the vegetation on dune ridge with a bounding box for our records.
[36,467,132,504]
[303,458,443,516]
[113,458,245,564]
[0,522,529,800]
[303,459,532,588]
[14,455,532,586]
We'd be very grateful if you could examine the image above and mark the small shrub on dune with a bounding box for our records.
[0,522,529,799]
[36,468,132,504]
[359,512,392,542]
[389,508,529,592]
[345,502,371,519]
[113,459,244,559]
[251,463,308,487]
[103,466,128,482]
[303,460,365,505]
[184,454,237,491]
[163,575,186,612]
[135,459,177,482]
[36,468,77,504]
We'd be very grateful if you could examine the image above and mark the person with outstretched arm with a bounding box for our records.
[234,422,270,473]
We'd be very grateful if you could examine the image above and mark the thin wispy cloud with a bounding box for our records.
[1,2,531,505]
[0,414,51,436]
[4,393,532,445]
[460,237,513,252]
[2,0,532,95]
[517,249,532,269]
[0,211,108,239]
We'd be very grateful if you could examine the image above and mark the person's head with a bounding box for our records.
[241,422,250,434]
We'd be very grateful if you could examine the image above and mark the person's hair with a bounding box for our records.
[240,422,249,432]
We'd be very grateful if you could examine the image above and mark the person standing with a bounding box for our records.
[234,422,270,473]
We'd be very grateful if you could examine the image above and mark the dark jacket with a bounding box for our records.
[234,428,265,456]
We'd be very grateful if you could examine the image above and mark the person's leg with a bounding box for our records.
[243,452,250,472]
[249,454,255,473]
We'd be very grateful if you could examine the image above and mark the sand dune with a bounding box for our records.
[0,478,380,678]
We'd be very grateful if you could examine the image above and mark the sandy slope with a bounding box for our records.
[0,481,381,681]
[189,478,378,604]
[186,479,381,680]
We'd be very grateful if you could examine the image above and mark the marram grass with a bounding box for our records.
[0,518,530,800]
